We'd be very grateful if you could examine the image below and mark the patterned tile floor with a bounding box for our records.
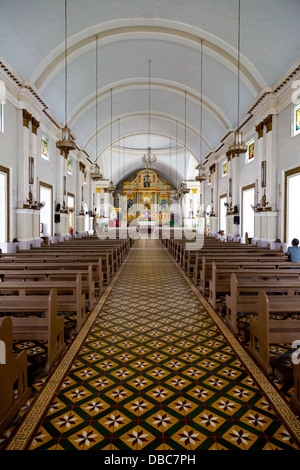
[3,238,300,451]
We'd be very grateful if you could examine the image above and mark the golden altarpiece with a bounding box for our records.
[123,169,171,225]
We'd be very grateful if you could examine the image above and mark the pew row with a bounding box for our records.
[225,273,300,333]
[0,274,85,332]
[248,291,300,375]
[0,289,65,373]
[0,267,95,311]
[208,262,300,309]
[0,317,31,435]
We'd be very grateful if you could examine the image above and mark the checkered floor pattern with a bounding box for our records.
[3,238,300,450]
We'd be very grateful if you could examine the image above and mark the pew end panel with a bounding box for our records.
[249,291,300,375]
[0,317,31,434]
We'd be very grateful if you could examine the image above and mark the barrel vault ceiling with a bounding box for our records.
[1,0,299,185]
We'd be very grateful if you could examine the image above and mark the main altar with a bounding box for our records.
[123,169,171,226]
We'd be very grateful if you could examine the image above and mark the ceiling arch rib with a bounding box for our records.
[112,161,184,190]
[33,23,264,98]
[83,112,213,165]
[69,80,232,133]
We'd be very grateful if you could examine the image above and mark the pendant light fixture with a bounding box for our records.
[168,137,173,204]
[91,34,103,181]
[195,39,207,182]
[107,88,116,193]
[56,0,76,154]
[142,59,157,168]
[173,121,180,201]
[116,118,120,200]
[227,0,247,157]
[179,91,189,194]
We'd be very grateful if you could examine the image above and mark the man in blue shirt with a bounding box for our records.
[286,238,300,262]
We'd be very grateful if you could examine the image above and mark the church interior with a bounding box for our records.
[0,0,300,454]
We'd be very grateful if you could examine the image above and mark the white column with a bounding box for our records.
[22,109,32,205]
[263,114,274,209]
[255,121,264,203]
[31,118,40,202]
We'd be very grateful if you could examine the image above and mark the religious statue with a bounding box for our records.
[144,174,150,188]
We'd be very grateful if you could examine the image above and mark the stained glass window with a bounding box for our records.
[222,161,227,177]
[294,104,300,136]
[246,139,254,164]
[41,135,49,160]
[67,156,72,175]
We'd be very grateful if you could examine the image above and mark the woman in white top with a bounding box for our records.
[217,230,226,242]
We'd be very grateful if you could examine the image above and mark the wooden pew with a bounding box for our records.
[58,238,130,264]
[208,262,300,309]
[0,258,104,290]
[0,289,65,372]
[24,245,119,273]
[291,360,300,413]
[248,291,300,375]
[0,266,96,311]
[226,273,300,334]
[0,317,31,435]
[196,254,287,292]
[2,251,110,284]
[0,274,85,332]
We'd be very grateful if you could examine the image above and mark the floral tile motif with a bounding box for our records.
[68,426,104,450]
[194,410,227,432]
[119,426,156,450]
[171,425,207,450]
[27,427,54,450]
[222,425,259,450]
[239,409,273,432]
[98,411,131,431]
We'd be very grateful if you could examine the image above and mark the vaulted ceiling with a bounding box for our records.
[1,0,300,185]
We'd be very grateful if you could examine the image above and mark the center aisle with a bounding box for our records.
[8,238,300,450]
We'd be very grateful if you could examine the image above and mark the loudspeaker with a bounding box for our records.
[55,203,61,212]
[54,213,60,223]
[234,215,240,225]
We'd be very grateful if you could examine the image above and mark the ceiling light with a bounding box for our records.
[141,59,157,168]
[56,0,76,154]
[227,0,247,157]
[195,39,207,182]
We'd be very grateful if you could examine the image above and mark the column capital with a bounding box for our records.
[79,162,86,173]
[209,163,216,174]
[255,121,264,139]
[226,150,231,162]
[31,117,40,135]
[22,109,32,128]
[263,114,273,133]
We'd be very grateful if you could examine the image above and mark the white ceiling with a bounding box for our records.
[1,0,300,185]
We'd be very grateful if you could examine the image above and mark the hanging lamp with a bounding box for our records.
[179,91,189,195]
[56,0,76,154]
[167,137,173,204]
[141,59,157,168]
[227,0,247,157]
[107,88,116,193]
[195,39,207,182]
[173,121,180,201]
[91,35,104,181]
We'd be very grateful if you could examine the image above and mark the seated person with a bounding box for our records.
[286,238,300,262]
[217,230,226,242]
